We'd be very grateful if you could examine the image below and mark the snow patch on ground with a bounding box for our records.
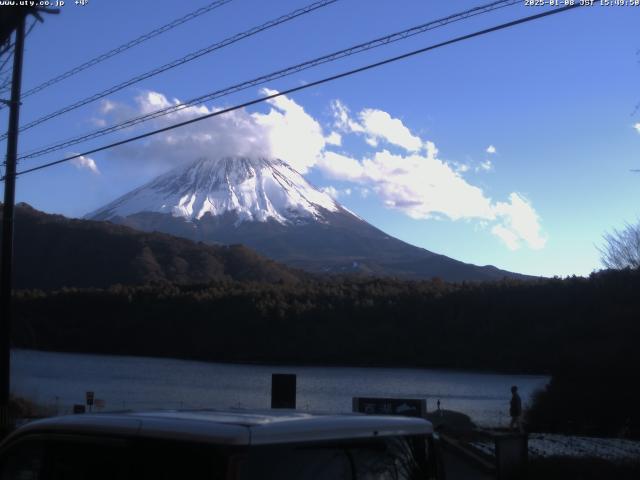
[470,434,640,463]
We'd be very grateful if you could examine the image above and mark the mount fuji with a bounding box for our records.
[88,156,527,281]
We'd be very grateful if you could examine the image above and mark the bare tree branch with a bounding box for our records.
[599,221,640,269]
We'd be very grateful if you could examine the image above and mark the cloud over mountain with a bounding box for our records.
[321,101,546,250]
[96,90,546,251]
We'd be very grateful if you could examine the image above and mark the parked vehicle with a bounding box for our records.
[0,409,443,479]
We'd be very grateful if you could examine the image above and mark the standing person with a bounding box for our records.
[509,385,523,433]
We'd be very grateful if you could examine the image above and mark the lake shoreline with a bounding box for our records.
[11,347,551,378]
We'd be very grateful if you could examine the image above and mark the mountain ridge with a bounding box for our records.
[1,202,304,290]
[88,156,534,282]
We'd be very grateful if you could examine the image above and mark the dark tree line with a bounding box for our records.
[12,269,639,373]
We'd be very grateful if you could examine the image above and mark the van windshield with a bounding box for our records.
[242,436,431,480]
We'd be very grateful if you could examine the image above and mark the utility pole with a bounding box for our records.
[0,6,58,433]
[0,13,26,432]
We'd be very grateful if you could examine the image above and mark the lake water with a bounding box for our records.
[11,349,549,427]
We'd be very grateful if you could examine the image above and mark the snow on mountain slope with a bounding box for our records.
[88,156,339,224]
[87,155,531,281]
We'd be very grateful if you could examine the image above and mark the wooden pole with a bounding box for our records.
[0,14,26,431]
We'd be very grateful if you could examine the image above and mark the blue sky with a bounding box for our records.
[1,0,639,277]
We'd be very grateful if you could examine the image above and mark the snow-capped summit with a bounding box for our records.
[88,155,529,281]
[89,156,339,224]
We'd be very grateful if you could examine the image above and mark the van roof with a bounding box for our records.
[7,409,433,446]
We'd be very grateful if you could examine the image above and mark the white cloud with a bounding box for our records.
[491,224,520,250]
[634,123,640,134]
[318,109,546,250]
[317,151,366,182]
[425,141,438,159]
[101,89,329,175]
[365,136,378,148]
[319,149,495,220]
[97,91,545,251]
[71,154,100,174]
[478,159,493,172]
[100,100,116,114]
[320,186,352,199]
[331,101,423,152]
[321,186,340,199]
[493,193,547,250]
[359,109,422,152]
[453,162,470,173]
[253,88,326,173]
[486,145,497,154]
[325,131,342,146]
[331,100,364,133]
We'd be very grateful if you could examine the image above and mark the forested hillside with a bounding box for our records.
[1,203,304,288]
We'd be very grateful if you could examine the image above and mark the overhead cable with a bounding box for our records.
[6,4,583,180]
[0,0,235,100]
[0,0,338,139]
[18,0,519,161]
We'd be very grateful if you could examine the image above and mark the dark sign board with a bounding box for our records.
[352,397,427,418]
[85,391,94,406]
[73,404,86,414]
[271,373,296,409]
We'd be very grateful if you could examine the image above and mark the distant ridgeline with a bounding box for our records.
[86,156,530,282]
[1,202,520,288]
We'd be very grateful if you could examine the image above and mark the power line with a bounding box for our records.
[0,0,234,101]
[0,52,13,77]
[6,3,583,181]
[0,0,338,140]
[0,30,16,74]
[24,18,37,38]
[0,42,13,57]
[18,0,521,161]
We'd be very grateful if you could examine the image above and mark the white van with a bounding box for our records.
[0,409,443,479]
